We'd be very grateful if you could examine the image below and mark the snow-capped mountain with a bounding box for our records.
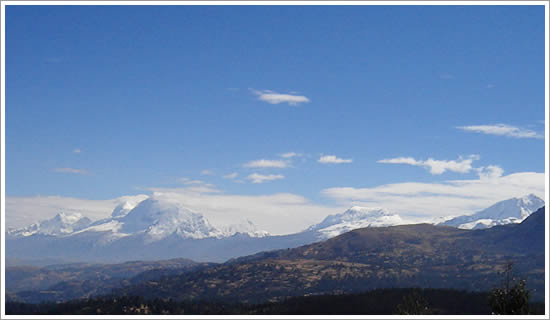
[6,202,400,264]
[8,195,543,264]
[6,196,276,263]
[307,206,405,239]
[66,198,270,243]
[221,219,270,238]
[7,212,92,237]
[9,196,269,243]
[439,194,544,229]
[118,198,224,241]
[110,199,143,218]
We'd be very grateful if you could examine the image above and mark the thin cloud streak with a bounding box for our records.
[246,173,285,184]
[178,177,215,188]
[244,159,290,169]
[280,152,301,159]
[52,168,89,175]
[252,89,310,106]
[378,155,479,175]
[318,155,352,164]
[200,169,215,176]
[457,124,542,139]
[223,172,239,179]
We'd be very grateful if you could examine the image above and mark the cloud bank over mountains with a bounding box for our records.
[6,169,544,234]
[322,171,545,222]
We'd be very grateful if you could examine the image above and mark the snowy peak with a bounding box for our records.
[309,206,405,239]
[440,194,545,229]
[111,200,141,218]
[222,219,270,238]
[118,198,224,241]
[8,212,92,237]
[8,196,271,244]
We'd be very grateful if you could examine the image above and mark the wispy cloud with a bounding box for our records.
[151,185,221,195]
[246,173,284,184]
[52,167,89,175]
[222,172,238,180]
[244,159,290,169]
[456,124,542,139]
[179,177,205,185]
[178,177,216,190]
[200,169,215,176]
[72,149,81,154]
[378,155,479,175]
[279,152,301,159]
[318,155,352,164]
[5,194,148,229]
[322,171,544,221]
[252,89,310,106]
[476,165,504,180]
[439,74,454,80]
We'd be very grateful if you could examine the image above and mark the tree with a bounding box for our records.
[396,289,431,315]
[489,262,530,315]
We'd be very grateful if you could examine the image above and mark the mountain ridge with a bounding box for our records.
[439,194,544,229]
[113,206,546,304]
[6,195,545,264]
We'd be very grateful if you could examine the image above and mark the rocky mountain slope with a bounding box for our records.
[115,207,546,303]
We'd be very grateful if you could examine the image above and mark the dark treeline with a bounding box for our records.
[6,288,545,315]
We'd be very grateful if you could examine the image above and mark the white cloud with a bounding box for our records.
[477,165,504,180]
[246,173,285,183]
[223,172,239,179]
[6,190,342,235]
[322,171,545,222]
[179,177,203,185]
[280,152,301,159]
[200,169,215,176]
[147,190,343,235]
[378,155,479,175]
[243,159,290,169]
[318,155,353,164]
[5,194,149,229]
[252,90,310,106]
[178,177,216,190]
[72,149,81,154]
[246,173,285,184]
[377,157,420,166]
[52,167,89,175]
[457,124,542,139]
[150,185,221,195]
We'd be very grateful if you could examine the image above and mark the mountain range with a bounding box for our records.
[8,206,544,305]
[113,206,546,304]
[6,194,545,264]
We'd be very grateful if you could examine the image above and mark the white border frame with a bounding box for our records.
[1,1,548,319]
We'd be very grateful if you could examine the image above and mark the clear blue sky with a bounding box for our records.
[5,5,546,207]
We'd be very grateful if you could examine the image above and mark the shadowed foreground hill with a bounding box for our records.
[116,207,546,303]
[6,259,215,304]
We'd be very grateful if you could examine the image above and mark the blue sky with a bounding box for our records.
[4,5,547,233]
